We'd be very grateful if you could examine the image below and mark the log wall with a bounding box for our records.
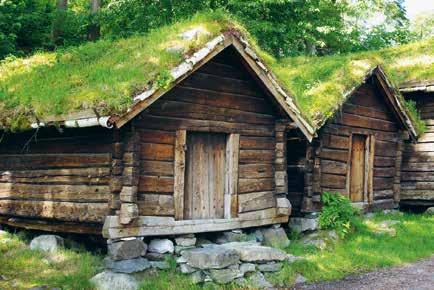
[300,78,404,212]
[401,91,434,205]
[131,47,285,219]
[0,127,113,232]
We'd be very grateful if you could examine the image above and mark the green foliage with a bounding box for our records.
[319,192,362,238]
[156,69,174,90]
[404,99,427,135]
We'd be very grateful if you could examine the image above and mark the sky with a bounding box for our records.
[404,0,434,19]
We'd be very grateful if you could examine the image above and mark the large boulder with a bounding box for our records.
[108,239,147,261]
[90,271,138,290]
[289,217,318,233]
[104,257,151,274]
[425,207,434,215]
[247,272,273,289]
[148,239,174,254]
[181,246,240,269]
[30,235,64,253]
[208,268,240,284]
[261,227,290,248]
[221,242,287,262]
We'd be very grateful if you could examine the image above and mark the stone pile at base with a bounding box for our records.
[91,225,298,289]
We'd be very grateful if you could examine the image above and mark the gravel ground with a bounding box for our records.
[295,255,434,290]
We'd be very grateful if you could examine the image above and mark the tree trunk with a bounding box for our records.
[88,0,101,41]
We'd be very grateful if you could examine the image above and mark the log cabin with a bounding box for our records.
[400,80,434,208]
[287,67,418,214]
[0,27,315,237]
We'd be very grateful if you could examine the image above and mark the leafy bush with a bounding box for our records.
[319,192,362,238]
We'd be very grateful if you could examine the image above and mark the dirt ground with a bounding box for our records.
[296,255,434,290]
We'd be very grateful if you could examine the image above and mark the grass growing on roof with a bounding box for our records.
[0,10,239,131]
[269,37,434,134]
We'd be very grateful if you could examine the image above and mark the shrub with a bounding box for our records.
[319,192,362,238]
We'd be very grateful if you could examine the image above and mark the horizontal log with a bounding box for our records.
[238,191,276,213]
[238,178,274,194]
[400,189,434,200]
[239,163,274,178]
[405,143,434,152]
[0,200,108,223]
[373,189,394,199]
[149,100,275,125]
[137,194,174,216]
[0,216,102,235]
[342,103,393,121]
[139,129,175,145]
[103,208,287,238]
[197,60,250,80]
[141,160,174,176]
[374,177,394,191]
[0,175,109,185]
[136,115,275,137]
[401,162,434,172]
[375,140,397,157]
[239,150,275,163]
[320,148,348,162]
[0,154,111,170]
[322,125,398,142]
[401,172,434,181]
[240,136,275,150]
[321,173,346,189]
[0,183,110,202]
[0,167,110,178]
[374,167,396,178]
[321,160,347,175]
[402,151,434,163]
[138,176,173,193]
[336,113,397,132]
[140,143,174,161]
[374,156,396,167]
[321,134,349,150]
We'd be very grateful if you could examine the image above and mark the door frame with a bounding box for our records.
[346,133,375,204]
[173,129,239,221]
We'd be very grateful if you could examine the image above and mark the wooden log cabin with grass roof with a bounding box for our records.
[399,79,434,209]
[283,64,423,215]
[0,17,315,238]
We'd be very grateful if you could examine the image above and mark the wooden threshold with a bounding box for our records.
[103,208,288,239]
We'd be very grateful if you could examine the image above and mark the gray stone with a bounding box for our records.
[289,217,318,233]
[251,229,264,243]
[301,236,326,250]
[383,209,403,216]
[175,235,196,247]
[108,239,147,261]
[216,230,250,244]
[294,274,307,284]
[372,220,400,237]
[90,271,138,290]
[176,256,187,264]
[150,261,170,270]
[196,238,213,247]
[179,27,210,40]
[29,235,64,253]
[104,257,151,274]
[190,271,205,284]
[180,263,196,274]
[221,242,287,262]
[166,45,185,54]
[148,239,174,254]
[175,245,195,255]
[247,272,273,289]
[365,212,375,219]
[261,227,290,248]
[257,262,282,272]
[208,268,240,284]
[425,207,434,214]
[182,246,240,269]
[239,263,256,275]
[144,252,166,261]
[287,254,303,264]
[234,277,247,286]
[301,230,339,250]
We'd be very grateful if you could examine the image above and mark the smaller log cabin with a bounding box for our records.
[0,31,315,237]
[287,67,418,215]
[400,80,434,208]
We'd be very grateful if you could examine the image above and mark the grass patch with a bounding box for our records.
[269,212,434,287]
[0,231,103,290]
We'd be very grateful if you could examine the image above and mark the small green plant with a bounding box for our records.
[156,69,174,90]
[319,192,362,238]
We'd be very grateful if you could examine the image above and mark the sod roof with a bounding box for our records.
[0,11,432,135]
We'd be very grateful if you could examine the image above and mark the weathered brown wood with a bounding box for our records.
[0,200,108,223]
[140,143,174,161]
[240,136,274,149]
[321,134,349,150]
[336,113,397,132]
[238,191,275,212]
[138,176,173,193]
[174,129,186,220]
[321,173,346,189]
[320,160,347,175]
[239,164,273,178]
[239,150,275,163]
[137,194,174,216]
[238,178,274,194]
[141,160,173,176]
[225,133,240,218]
[139,129,175,145]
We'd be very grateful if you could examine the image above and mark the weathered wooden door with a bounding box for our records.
[350,134,366,202]
[184,132,226,219]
